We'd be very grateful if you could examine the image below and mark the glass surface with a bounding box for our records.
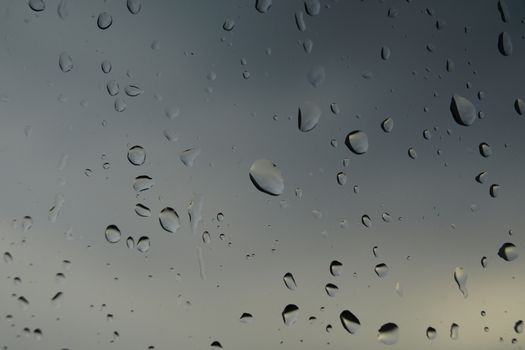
[0,0,524,349]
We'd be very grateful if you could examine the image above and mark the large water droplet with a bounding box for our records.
[381,46,391,60]
[133,175,154,192]
[304,0,320,16]
[325,283,339,297]
[255,0,272,13]
[283,272,297,290]
[127,0,142,15]
[450,95,476,126]
[127,145,146,166]
[378,323,399,345]
[282,304,299,326]
[105,225,121,243]
[340,310,361,334]
[125,85,143,97]
[58,52,73,73]
[454,267,468,298]
[346,131,368,154]
[249,159,284,196]
[97,12,113,30]
[159,207,181,233]
[330,260,343,276]
[298,101,321,132]
[136,236,150,253]
[498,242,518,261]
[29,0,45,12]
[498,32,513,56]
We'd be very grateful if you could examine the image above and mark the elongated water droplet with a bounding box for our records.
[51,292,63,307]
[97,12,113,30]
[381,46,391,60]
[105,225,121,243]
[381,118,394,133]
[340,310,360,334]
[489,184,500,198]
[298,101,321,132]
[515,98,524,116]
[282,304,299,326]
[336,172,347,186]
[408,148,417,159]
[135,203,151,217]
[29,0,45,12]
[159,207,181,233]
[498,32,513,56]
[498,242,518,261]
[127,0,142,15]
[126,236,134,249]
[127,145,145,166]
[18,296,30,309]
[133,176,154,191]
[48,194,65,223]
[515,320,524,334]
[450,323,459,340]
[255,0,272,13]
[330,260,342,276]
[395,281,403,297]
[450,95,476,126]
[3,252,13,264]
[479,143,492,157]
[22,216,33,232]
[346,131,368,154]
[188,193,204,234]
[295,11,306,31]
[426,327,437,340]
[58,52,73,72]
[378,323,399,345]
[283,272,297,290]
[249,159,284,196]
[374,263,389,278]
[136,236,150,253]
[362,214,371,228]
[454,267,468,298]
[180,147,201,167]
[107,80,119,96]
[481,256,488,268]
[498,0,510,22]
[325,283,339,297]
[125,85,143,97]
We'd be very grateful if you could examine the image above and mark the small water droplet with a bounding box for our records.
[325,283,339,297]
[114,97,126,112]
[336,172,347,186]
[381,118,394,133]
[346,131,368,154]
[249,159,284,196]
[29,0,45,12]
[126,0,142,15]
[159,207,181,233]
[479,143,492,157]
[378,323,399,345]
[3,252,13,264]
[426,327,437,340]
[126,236,135,249]
[105,225,121,243]
[240,313,253,323]
[97,12,113,30]
[481,256,488,268]
[283,272,297,290]
[282,304,299,326]
[180,147,201,167]
[340,310,360,334]
[514,98,524,116]
[362,214,371,228]
[255,0,272,13]
[298,101,322,132]
[408,148,417,159]
[330,260,343,276]
[307,65,325,87]
[125,85,143,97]
[133,175,154,192]
[454,267,468,298]
[58,52,73,73]
[127,145,145,166]
[489,184,500,198]
[304,0,320,16]
[101,60,112,74]
[223,18,235,31]
[136,236,150,253]
[450,323,459,340]
[381,46,391,60]
[374,263,389,278]
[498,32,513,56]
[515,320,523,334]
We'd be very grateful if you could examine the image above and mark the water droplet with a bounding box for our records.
[48,194,65,223]
[255,0,272,13]
[136,236,150,253]
[3,252,13,264]
[240,313,253,323]
[101,60,112,74]
[382,212,391,222]
[498,32,513,56]
[29,0,45,12]
[498,242,518,261]
[126,0,142,15]
[210,341,222,348]
[481,256,488,268]
[18,296,30,309]
[381,118,394,133]
[114,97,127,112]
[304,0,320,16]
[515,320,523,334]
[51,291,63,307]
[303,39,313,53]
[395,281,403,297]
[479,143,492,157]
[330,260,343,276]
[454,267,468,298]
[188,193,204,234]
[450,95,476,126]
[515,98,524,115]
[476,171,488,183]
[126,236,135,249]
[97,12,113,30]
[180,147,201,167]
[336,172,347,186]
[362,214,371,228]
[340,310,361,334]
[159,207,181,233]
[346,131,368,154]
[125,85,143,97]
[325,283,339,297]
[408,148,417,159]
[498,0,510,22]
[22,216,33,232]
[105,225,121,243]
[307,65,325,87]
[298,101,322,132]
[374,263,389,278]
[223,18,235,31]
[283,272,297,290]
[127,145,146,166]
[426,327,437,340]
[58,52,73,72]
[450,323,459,340]
[381,46,391,60]
[489,184,500,198]
[378,323,399,345]
[106,80,119,96]
[282,304,299,326]
[133,175,154,192]
[249,159,284,196]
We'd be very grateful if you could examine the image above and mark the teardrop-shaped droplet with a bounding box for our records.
[58,52,73,73]
[180,147,201,167]
[498,242,518,261]
[346,131,368,154]
[249,159,284,196]
[340,310,361,334]
[450,95,476,126]
[136,236,150,253]
[282,304,299,326]
[426,327,437,340]
[126,236,135,249]
[479,143,492,157]
[374,263,389,278]
[450,323,459,340]
[255,0,272,13]
[381,46,391,60]
[307,65,325,87]
[283,272,297,290]
[298,101,322,132]
[498,32,513,56]
[408,148,417,159]
[381,117,394,133]
[97,12,113,30]
[105,225,121,243]
[325,283,339,297]
[159,207,181,234]
[133,175,154,192]
[378,323,399,345]
[498,0,510,22]
[454,267,468,298]
[202,231,211,243]
[127,145,145,166]
[126,0,142,14]
[304,0,320,16]
[515,98,525,116]
[330,260,343,276]
[29,0,46,12]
